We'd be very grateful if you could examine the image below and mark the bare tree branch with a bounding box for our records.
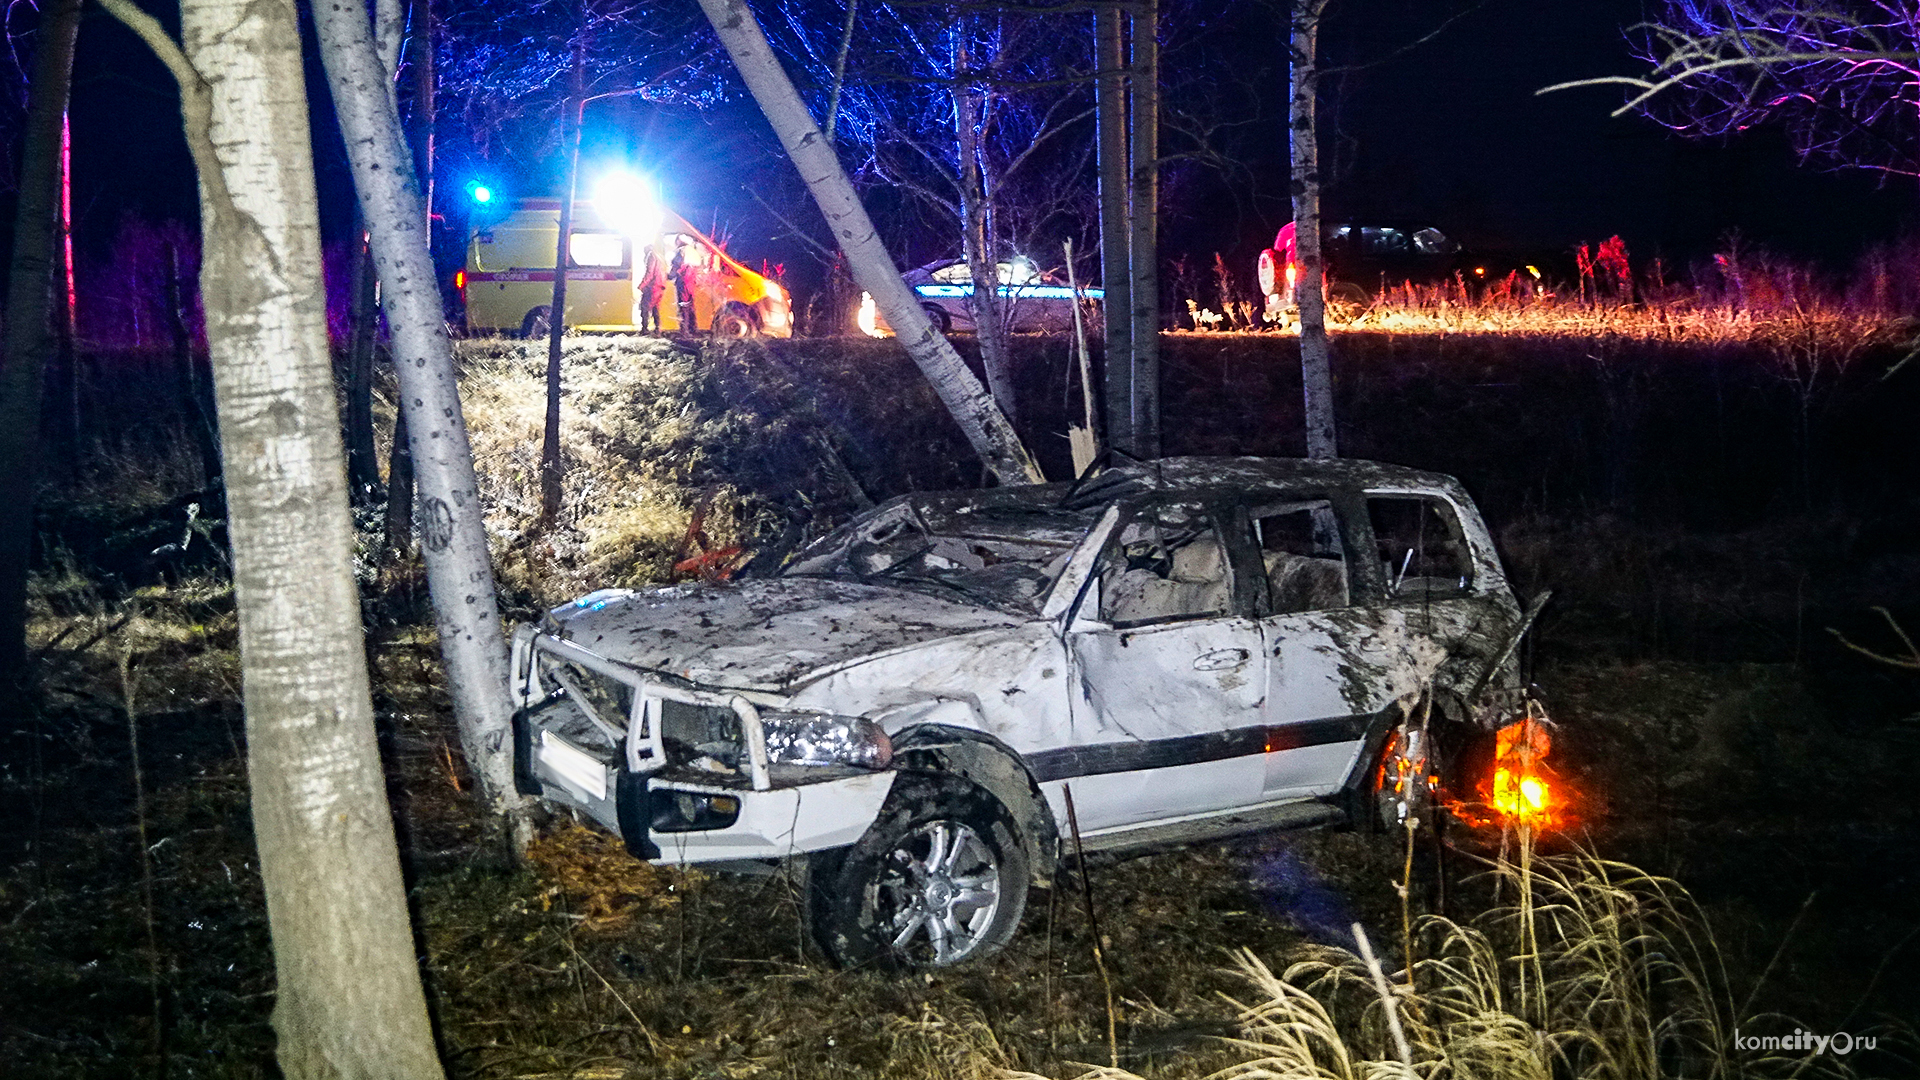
[1543,3,1920,178]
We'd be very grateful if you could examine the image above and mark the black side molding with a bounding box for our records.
[1024,715,1372,784]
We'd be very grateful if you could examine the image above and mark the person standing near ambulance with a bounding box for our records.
[669,238,696,331]
[638,245,665,332]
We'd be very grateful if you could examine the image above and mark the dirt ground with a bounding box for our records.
[2,331,1915,1077]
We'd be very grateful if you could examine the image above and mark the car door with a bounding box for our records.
[1055,501,1269,831]
[1242,495,1390,799]
[1247,493,1470,799]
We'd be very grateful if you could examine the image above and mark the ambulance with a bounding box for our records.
[460,180,792,338]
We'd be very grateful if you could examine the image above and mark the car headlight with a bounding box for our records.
[758,710,892,769]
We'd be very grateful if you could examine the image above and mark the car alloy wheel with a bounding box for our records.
[809,772,1027,969]
[876,820,1003,965]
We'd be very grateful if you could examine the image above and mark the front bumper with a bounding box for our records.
[510,626,896,865]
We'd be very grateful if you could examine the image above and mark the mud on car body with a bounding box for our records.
[510,457,1537,968]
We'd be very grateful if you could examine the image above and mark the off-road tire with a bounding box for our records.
[520,305,553,340]
[712,303,759,338]
[808,772,1027,970]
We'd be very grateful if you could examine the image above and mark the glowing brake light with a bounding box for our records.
[1490,714,1558,826]
[453,269,466,291]
[1284,264,1298,288]
[1441,702,1571,831]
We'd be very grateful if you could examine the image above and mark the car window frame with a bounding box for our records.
[1361,490,1478,602]
[1223,488,1380,616]
[1085,497,1250,629]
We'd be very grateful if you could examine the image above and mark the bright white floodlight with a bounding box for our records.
[593,171,664,238]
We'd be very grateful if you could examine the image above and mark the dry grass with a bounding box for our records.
[524,822,706,929]
[1346,289,1909,357]
[1032,832,1913,1080]
[454,337,757,601]
[1189,234,1919,362]
[446,335,935,609]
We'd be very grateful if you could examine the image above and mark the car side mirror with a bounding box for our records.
[1042,504,1122,622]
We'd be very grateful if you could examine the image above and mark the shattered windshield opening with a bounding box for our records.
[784,498,1095,613]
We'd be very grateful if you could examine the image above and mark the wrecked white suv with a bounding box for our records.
[510,457,1535,968]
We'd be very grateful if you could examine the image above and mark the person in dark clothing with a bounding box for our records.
[669,242,696,331]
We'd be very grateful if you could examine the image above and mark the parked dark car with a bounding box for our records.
[1259,221,1538,319]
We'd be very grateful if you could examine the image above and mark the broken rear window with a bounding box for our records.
[1368,495,1472,600]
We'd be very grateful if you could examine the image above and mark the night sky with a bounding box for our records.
[53,0,1918,289]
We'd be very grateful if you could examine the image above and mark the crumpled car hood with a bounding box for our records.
[544,577,1027,691]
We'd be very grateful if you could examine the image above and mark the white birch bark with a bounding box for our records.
[695,0,1044,485]
[1093,4,1133,454]
[954,80,1018,424]
[949,32,1017,425]
[1127,0,1161,458]
[1290,0,1339,460]
[96,0,447,1073]
[311,0,531,844]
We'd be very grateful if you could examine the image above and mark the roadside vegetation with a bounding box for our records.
[2,249,1916,1076]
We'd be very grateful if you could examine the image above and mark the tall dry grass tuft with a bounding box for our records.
[1034,833,1906,1080]
[1222,838,1909,1080]
[1280,234,1915,362]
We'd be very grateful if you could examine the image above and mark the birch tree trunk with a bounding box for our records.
[311,0,532,844]
[952,70,1018,425]
[0,0,83,680]
[384,408,415,550]
[1289,0,1338,460]
[1093,3,1132,454]
[97,0,447,1073]
[1126,0,1160,458]
[343,0,404,506]
[542,43,586,524]
[343,226,382,501]
[695,0,1043,485]
[405,0,436,215]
